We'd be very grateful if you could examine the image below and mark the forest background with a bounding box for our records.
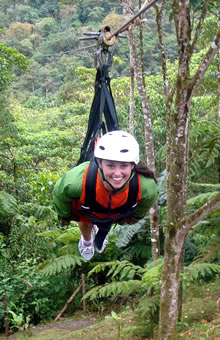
[0,0,220,339]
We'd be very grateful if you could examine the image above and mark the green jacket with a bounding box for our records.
[53,161,157,221]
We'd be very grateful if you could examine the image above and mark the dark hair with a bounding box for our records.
[135,161,157,183]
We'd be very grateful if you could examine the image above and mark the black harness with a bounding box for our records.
[74,161,139,225]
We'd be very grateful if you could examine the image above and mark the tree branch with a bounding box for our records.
[177,191,220,240]
[191,0,210,55]
[154,0,169,99]
[189,28,220,99]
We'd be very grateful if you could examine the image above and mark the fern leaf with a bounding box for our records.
[106,261,145,280]
[116,220,146,248]
[57,244,79,256]
[0,191,19,222]
[39,254,84,276]
[145,258,164,271]
[107,261,126,277]
[136,294,160,317]
[111,262,132,278]
[84,280,144,300]
[56,228,80,245]
[142,264,163,293]
[20,203,57,220]
[193,233,220,263]
[88,261,120,278]
[183,263,220,283]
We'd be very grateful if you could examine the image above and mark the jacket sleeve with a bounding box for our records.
[132,175,158,219]
[53,162,89,219]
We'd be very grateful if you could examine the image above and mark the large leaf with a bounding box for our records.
[0,191,19,223]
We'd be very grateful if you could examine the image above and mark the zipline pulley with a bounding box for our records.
[77,0,160,164]
[79,26,126,70]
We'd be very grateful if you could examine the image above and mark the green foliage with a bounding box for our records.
[0,42,29,91]
[84,280,144,300]
[39,254,84,276]
[112,220,153,265]
[189,120,220,181]
[0,1,219,335]
[187,191,220,217]
[193,231,220,263]
[0,191,19,223]
[115,219,146,248]
[83,258,219,338]
[20,203,57,221]
[142,263,163,294]
[90,260,146,280]
[85,259,162,338]
[182,263,220,284]
[136,294,160,318]
[0,253,70,331]
[8,310,31,331]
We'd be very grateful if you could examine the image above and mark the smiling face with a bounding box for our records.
[99,159,134,191]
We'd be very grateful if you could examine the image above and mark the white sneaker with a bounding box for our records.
[78,235,95,261]
[95,237,108,253]
[93,225,108,253]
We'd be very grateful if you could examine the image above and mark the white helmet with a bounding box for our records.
[94,130,140,164]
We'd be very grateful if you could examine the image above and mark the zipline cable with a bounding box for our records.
[108,0,160,40]
[35,43,97,57]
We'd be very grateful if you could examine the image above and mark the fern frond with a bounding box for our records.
[38,227,80,245]
[0,191,19,222]
[189,120,220,176]
[88,260,145,280]
[20,203,57,220]
[188,182,220,191]
[136,294,160,317]
[39,254,84,276]
[125,244,152,259]
[84,280,144,300]
[57,243,79,256]
[183,263,220,283]
[193,233,220,263]
[109,261,145,280]
[56,227,80,244]
[116,219,146,248]
[88,261,121,278]
[187,191,220,210]
[37,229,62,240]
[142,264,163,293]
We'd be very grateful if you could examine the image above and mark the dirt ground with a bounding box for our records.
[1,315,97,340]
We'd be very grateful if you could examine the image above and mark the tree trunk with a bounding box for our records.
[138,0,145,88]
[158,1,220,338]
[159,232,185,339]
[217,50,220,120]
[129,46,135,135]
[122,0,160,260]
